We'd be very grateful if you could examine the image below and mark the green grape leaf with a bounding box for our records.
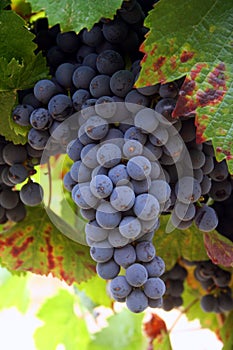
[204,230,233,268]
[88,308,147,350]
[0,206,95,284]
[220,311,233,350]
[0,0,11,10]
[0,56,48,143]
[0,10,48,143]
[153,215,208,270]
[136,0,233,172]
[182,282,219,332]
[0,267,29,313]
[34,289,90,350]
[77,275,111,308]
[29,0,124,32]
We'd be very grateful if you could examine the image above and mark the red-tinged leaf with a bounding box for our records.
[172,61,233,172]
[204,230,233,268]
[0,206,95,284]
[136,0,233,172]
[143,313,167,341]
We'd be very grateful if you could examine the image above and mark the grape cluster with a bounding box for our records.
[9,0,233,314]
[0,136,43,224]
[93,241,166,313]
[161,262,187,311]
[193,260,233,313]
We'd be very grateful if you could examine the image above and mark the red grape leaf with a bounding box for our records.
[0,206,96,284]
[204,230,233,268]
[143,313,167,341]
[136,0,233,172]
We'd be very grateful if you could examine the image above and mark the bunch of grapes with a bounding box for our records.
[8,0,233,314]
[193,260,233,313]
[161,263,187,311]
[0,136,43,225]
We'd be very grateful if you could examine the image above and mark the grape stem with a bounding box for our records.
[47,159,52,209]
[168,297,199,333]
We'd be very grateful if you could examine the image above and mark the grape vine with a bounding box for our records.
[0,0,233,348]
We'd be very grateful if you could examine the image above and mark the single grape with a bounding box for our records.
[12,104,33,126]
[2,144,27,165]
[110,186,135,211]
[90,246,114,263]
[85,220,109,242]
[55,63,76,89]
[108,164,129,185]
[96,259,120,280]
[81,143,99,169]
[90,174,113,199]
[20,182,43,206]
[30,108,53,130]
[135,241,156,262]
[48,94,73,121]
[143,256,166,277]
[119,216,141,239]
[134,193,160,221]
[95,96,117,119]
[200,294,217,312]
[110,70,134,97]
[84,115,109,140]
[149,180,171,204]
[72,89,91,112]
[126,289,148,313]
[0,189,19,209]
[109,276,132,299]
[123,139,143,158]
[144,277,166,299]
[96,201,122,229]
[134,108,159,133]
[70,161,92,183]
[108,227,129,247]
[96,50,124,75]
[8,164,28,184]
[113,244,136,268]
[73,185,99,209]
[34,79,58,104]
[89,74,111,98]
[5,201,26,222]
[81,25,103,47]
[72,66,96,89]
[175,176,202,204]
[127,156,151,180]
[124,126,147,145]
[195,205,218,232]
[126,263,148,287]
[97,143,121,168]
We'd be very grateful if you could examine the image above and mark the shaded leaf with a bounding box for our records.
[182,281,219,332]
[204,230,233,268]
[0,0,10,10]
[88,308,147,350]
[220,311,233,350]
[153,215,208,270]
[0,206,95,284]
[0,267,29,313]
[34,289,90,350]
[29,0,124,32]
